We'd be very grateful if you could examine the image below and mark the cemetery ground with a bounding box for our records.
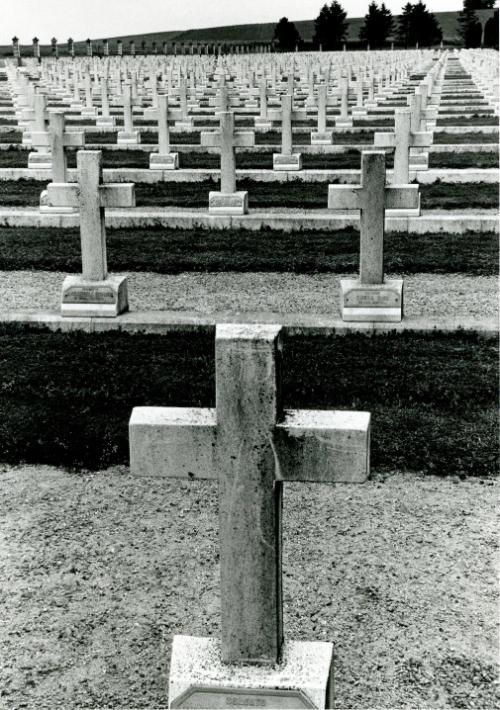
[0,48,498,709]
[0,465,498,709]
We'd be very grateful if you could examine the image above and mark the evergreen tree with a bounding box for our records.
[457,0,496,47]
[359,2,394,48]
[484,9,499,47]
[313,1,348,50]
[273,17,302,51]
[397,1,442,47]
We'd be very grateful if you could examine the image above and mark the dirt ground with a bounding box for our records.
[0,465,498,710]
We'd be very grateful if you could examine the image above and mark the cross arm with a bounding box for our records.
[385,184,419,210]
[409,131,433,148]
[373,131,396,148]
[327,184,361,210]
[99,183,136,208]
[129,406,217,479]
[274,409,370,483]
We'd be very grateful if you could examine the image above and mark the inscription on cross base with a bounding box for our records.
[129,324,370,668]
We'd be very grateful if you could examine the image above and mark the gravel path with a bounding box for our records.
[0,271,497,319]
[0,465,497,709]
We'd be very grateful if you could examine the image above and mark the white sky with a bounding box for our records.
[2,0,465,44]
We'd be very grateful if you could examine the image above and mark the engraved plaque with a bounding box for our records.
[63,287,116,304]
[210,196,240,208]
[274,156,299,165]
[171,686,316,709]
[344,289,400,307]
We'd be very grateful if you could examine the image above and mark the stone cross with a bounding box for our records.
[336,78,352,127]
[374,107,432,185]
[33,111,85,194]
[44,151,135,316]
[268,93,306,170]
[311,83,333,144]
[149,94,179,169]
[118,84,141,144]
[328,151,419,322]
[130,323,370,701]
[96,77,115,127]
[201,111,254,214]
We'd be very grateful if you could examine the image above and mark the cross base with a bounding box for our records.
[385,192,421,217]
[143,106,158,119]
[28,151,52,169]
[208,191,248,215]
[117,131,141,144]
[168,636,334,709]
[311,131,333,145]
[81,108,97,117]
[61,274,128,318]
[335,118,353,128]
[175,120,195,131]
[254,118,273,130]
[96,116,116,127]
[340,278,403,322]
[149,153,179,170]
[40,189,78,214]
[273,153,302,171]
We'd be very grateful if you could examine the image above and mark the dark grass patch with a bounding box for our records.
[0,225,495,275]
[0,178,496,212]
[429,152,499,169]
[433,132,499,144]
[0,118,16,125]
[0,130,22,143]
[437,116,499,126]
[0,325,496,477]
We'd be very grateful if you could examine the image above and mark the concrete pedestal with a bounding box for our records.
[40,189,78,214]
[254,118,273,130]
[61,274,128,317]
[341,278,403,322]
[117,131,141,144]
[81,108,97,118]
[273,153,302,171]
[168,636,334,709]
[386,192,421,218]
[96,116,116,127]
[28,152,51,169]
[335,119,353,128]
[311,131,333,145]
[175,120,195,132]
[208,191,248,215]
[150,153,179,170]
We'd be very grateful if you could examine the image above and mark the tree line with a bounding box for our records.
[274,0,498,51]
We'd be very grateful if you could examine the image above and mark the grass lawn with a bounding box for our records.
[0,325,496,477]
[0,225,496,275]
[0,178,497,210]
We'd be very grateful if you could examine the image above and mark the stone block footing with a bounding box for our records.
[96,117,116,127]
[175,121,195,131]
[149,153,179,170]
[341,278,403,322]
[311,131,333,145]
[40,189,78,214]
[254,118,273,130]
[28,152,51,169]
[208,191,248,215]
[61,274,128,318]
[168,635,334,709]
[117,131,141,144]
[273,153,302,171]
[335,119,353,128]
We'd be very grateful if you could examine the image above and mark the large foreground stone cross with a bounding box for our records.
[328,151,419,322]
[374,107,432,185]
[130,324,370,703]
[201,111,255,214]
[45,150,135,316]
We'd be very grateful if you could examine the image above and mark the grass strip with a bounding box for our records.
[0,178,497,211]
[0,225,495,275]
[0,325,496,476]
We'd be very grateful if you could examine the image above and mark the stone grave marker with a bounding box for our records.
[118,83,141,144]
[201,111,254,214]
[374,107,432,192]
[328,151,419,322]
[129,323,371,708]
[44,150,135,315]
[150,94,179,169]
[269,94,306,171]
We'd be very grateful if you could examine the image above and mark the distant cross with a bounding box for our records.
[374,107,432,184]
[149,94,179,169]
[31,111,85,182]
[329,150,419,285]
[201,111,254,194]
[268,94,306,156]
[129,323,370,665]
[45,151,135,281]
